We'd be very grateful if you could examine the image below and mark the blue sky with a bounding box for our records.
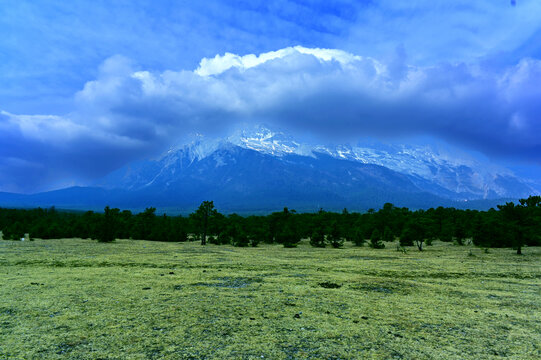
[1,0,541,192]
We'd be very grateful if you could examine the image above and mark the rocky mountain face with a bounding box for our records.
[90,126,537,212]
[225,127,537,200]
[0,126,536,213]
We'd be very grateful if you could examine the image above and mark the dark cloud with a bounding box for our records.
[2,47,541,192]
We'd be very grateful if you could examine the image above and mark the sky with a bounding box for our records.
[1,0,541,193]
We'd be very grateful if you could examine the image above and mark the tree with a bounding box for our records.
[383,226,394,242]
[215,230,231,245]
[498,196,541,254]
[349,226,366,247]
[327,221,344,248]
[454,222,467,246]
[277,222,301,248]
[370,229,385,249]
[246,219,270,246]
[310,226,326,248]
[273,207,301,247]
[400,219,427,250]
[231,224,249,247]
[399,225,415,247]
[439,221,454,242]
[133,207,157,240]
[168,217,188,242]
[192,201,218,245]
[97,206,117,243]
[473,211,504,248]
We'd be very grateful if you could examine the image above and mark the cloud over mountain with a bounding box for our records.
[1,47,541,192]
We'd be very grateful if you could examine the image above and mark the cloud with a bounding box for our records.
[2,47,541,192]
[341,0,541,65]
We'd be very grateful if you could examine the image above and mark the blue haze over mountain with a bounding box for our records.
[1,127,536,213]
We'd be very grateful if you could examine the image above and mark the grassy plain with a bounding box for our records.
[0,238,540,359]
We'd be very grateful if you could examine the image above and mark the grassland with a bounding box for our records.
[0,238,540,359]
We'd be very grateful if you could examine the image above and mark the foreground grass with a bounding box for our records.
[0,239,540,359]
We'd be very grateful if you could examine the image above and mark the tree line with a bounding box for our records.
[1,196,540,254]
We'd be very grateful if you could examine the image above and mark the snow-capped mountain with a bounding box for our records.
[225,126,537,200]
[2,126,536,213]
[119,125,534,200]
[94,125,538,208]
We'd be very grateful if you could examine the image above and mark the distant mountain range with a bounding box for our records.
[1,126,538,213]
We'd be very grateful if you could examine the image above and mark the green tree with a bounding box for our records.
[401,220,425,251]
[498,196,541,254]
[439,221,454,242]
[399,225,415,247]
[192,201,218,245]
[231,224,249,247]
[327,221,344,248]
[310,226,326,248]
[383,226,394,242]
[454,222,467,246]
[277,222,301,248]
[97,206,117,243]
[350,225,366,246]
[133,207,157,240]
[370,228,385,249]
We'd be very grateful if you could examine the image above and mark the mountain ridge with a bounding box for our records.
[99,126,537,200]
[0,126,538,213]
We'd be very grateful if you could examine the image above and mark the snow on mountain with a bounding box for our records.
[222,126,537,199]
[97,125,538,202]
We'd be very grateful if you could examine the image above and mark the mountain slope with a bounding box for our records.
[1,127,537,213]
[225,127,538,200]
[99,126,538,201]
[95,143,452,211]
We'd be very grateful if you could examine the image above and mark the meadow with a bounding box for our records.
[0,238,540,359]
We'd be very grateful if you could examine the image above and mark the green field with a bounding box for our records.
[1,239,540,359]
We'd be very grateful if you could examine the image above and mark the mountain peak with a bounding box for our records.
[97,125,539,202]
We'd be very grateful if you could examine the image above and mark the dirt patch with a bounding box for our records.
[319,281,341,289]
[192,277,263,289]
[349,280,416,294]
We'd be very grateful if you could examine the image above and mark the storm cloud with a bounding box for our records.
[2,47,541,192]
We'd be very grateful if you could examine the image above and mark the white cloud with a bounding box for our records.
[194,46,372,76]
[2,46,541,192]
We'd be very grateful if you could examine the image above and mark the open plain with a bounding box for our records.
[1,238,540,359]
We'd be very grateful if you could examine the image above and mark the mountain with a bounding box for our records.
[1,126,538,213]
[225,126,537,200]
